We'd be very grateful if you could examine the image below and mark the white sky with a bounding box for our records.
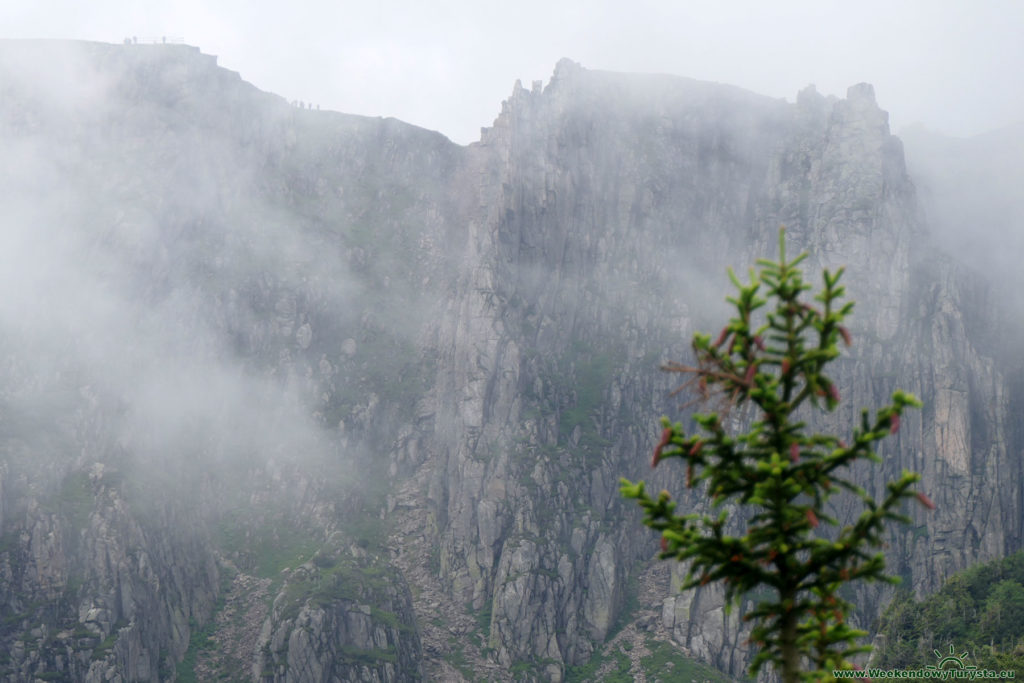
[3,1,1023,145]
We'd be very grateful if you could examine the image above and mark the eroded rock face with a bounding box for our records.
[0,464,218,681]
[255,543,421,683]
[0,41,1020,681]
[418,64,1020,677]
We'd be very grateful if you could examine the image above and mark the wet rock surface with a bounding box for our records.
[0,41,1020,682]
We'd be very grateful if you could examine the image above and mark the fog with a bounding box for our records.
[2,2,1022,145]
[0,23,1019,535]
[0,41,394,512]
[1,15,1023,680]
[900,121,1024,317]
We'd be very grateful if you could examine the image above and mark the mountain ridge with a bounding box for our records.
[0,40,1019,682]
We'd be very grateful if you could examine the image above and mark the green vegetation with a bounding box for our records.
[565,647,618,682]
[91,631,120,661]
[346,510,388,552]
[176,570,250,682]
[275,552,405,629]
[370,607,404,630]
[473,600,493,636]
[641,637,742,682]
[445,638,476,681]
[339,645,397,665]
[175,618,215,681]
[875,550,1024,672]
[607,572,640,641]
[322,335,435,428]
[566,638,739,683]
[217,513,320,587]
[251,531,408,672]
[510,657,561,681]
[57,470,94,532]
[622,229,931,682]
[558,344,618,458]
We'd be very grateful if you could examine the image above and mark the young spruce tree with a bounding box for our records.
[621,229,935,682]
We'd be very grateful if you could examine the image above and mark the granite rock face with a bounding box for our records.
[254,540,421,683]
[0,41,1020,681]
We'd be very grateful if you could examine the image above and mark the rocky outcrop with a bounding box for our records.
[0,463,219,680]
[0,39,431,682]
[255,540,421,683]
[0,40,1020,681]
[420,66,1020,678]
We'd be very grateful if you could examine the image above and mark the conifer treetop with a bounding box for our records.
[621,228,933,682]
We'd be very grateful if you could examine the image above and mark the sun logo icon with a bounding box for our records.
[925,644,976,672]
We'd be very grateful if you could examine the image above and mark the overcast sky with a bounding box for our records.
[3,1,1023,145]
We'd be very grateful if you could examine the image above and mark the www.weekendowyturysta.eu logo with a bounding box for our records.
[833,644,1016,679]
[925,645,976,675]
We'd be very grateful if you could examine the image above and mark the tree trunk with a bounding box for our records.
[780,608,801,683]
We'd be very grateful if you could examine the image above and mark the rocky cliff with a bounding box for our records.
[0,41,1020,681]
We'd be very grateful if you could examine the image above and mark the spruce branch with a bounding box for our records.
[621,228,931,682]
